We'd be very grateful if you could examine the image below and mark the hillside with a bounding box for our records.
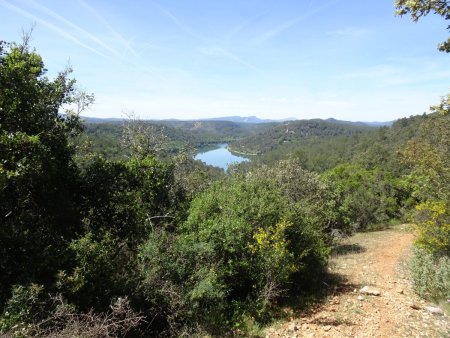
[155,119,274,141]
[230,119,373,155]
[234,114,428,173]
[325,118,393,127]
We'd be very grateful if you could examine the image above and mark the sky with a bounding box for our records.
[1,0,449,121]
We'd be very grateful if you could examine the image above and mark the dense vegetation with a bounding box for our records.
[230,119,372,155]
[1,2,449,336]
[77,118,273,162]
[394,0,450,311]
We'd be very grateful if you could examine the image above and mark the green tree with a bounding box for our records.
[0,39,89,302]
[322,164,401,231]
[395,0,450,52]
[55,155,178,311]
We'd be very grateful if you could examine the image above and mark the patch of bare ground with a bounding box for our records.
[266,225,450,337]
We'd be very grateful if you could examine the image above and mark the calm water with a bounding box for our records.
[195,144,249,171]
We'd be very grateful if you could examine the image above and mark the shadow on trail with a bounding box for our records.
[274,242,367,325]
[332,243,366,256]
[311,316,354,327]
[282,272,361,316]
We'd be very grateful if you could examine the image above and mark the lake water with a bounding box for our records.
[195,144,249,171]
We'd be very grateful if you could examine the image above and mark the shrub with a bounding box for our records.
[409,201,450,304]
[322,164,401,231]
[409,248,450,302]
[414,201,450,257]
[1,294,143,338]
[0,284,47,335]
[138,174,330,334]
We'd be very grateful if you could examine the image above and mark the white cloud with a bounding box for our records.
[76,0,140,59]
[253,0,340,45]
[20,0,118,56]
[2,0,107,57]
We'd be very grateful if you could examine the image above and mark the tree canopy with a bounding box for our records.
[395,0,450,52]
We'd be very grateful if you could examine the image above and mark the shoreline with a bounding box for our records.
[226,146,259,156]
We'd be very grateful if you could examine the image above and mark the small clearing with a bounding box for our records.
[267,225,449,337]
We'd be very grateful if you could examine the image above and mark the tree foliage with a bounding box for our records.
[395,0,450,52]
[138,172,330,334]
[0,40,84,302]
[322,164,402,231]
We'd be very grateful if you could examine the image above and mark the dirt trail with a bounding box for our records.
[267,225,449,337]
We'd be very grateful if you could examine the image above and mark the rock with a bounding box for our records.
[288,323,299,332]
[397,288,404,294]
[358,295,364,301]
[360,286,381,296]
[424,306,443,315]
[410,303,421,310]
[324,325,332,331]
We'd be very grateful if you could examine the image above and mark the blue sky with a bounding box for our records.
[1,0,449,121]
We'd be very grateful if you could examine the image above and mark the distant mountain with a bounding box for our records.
[80,115,295,124]
[81,116,124,124]
[363,121,394,127]
[81,115,391,127]
[325,118,393,127]
[204,116,296,124]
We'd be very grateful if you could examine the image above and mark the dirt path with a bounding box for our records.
[267,225,449,337]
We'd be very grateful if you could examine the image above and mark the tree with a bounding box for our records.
[395,0,450,52]
[121,111,168,159]
[322,164,401,231]
[0,39,91,302]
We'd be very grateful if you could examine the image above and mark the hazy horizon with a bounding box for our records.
[81,113,395,123]
[1,0,449,121]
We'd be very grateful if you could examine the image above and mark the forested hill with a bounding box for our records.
[155,119,275,140]
[236,114,428,173]
[80,117,407,163]
[325,118,393,127]
[82,116,275,138]
[230,119,374,154]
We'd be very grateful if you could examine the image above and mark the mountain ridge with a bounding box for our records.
[80,115,393,126]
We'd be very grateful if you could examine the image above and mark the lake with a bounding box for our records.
[195,144,249,171]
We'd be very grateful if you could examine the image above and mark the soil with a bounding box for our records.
[266,225,450,337]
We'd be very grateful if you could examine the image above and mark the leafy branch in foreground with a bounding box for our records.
[395,0,450,52]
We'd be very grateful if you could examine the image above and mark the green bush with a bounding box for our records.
[55,155,179,311]
[322,164,401,231]
[139,173,330,334]
[0,284,47,335]
[409,248,450,302]
[409,201,450,305]
[414,201,450,257]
